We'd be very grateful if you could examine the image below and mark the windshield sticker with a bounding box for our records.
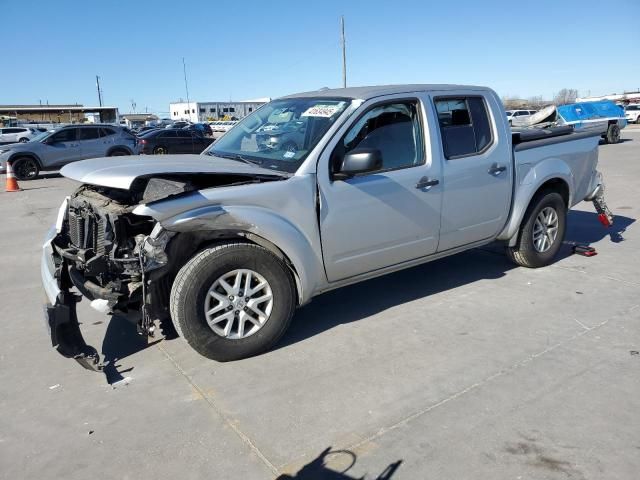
[301,103,344,118]
[283,150,296,159]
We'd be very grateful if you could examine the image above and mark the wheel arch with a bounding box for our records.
[498,161,573,246]
[146,205,324,305]
[106,146,133,156]
[8,152,42,168]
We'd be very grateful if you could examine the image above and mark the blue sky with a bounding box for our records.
[1,0,638,115]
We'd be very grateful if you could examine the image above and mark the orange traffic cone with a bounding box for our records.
[5,160,21,192]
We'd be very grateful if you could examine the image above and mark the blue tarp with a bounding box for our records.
[557,100,626,128]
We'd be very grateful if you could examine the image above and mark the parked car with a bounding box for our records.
[137,128,213,154]
[166,121,190,129]
[136,126,159,135]
[624,104,640,124]
[505,109,536,125]
[0,127,38,144]
[42,84,612,369]
[184,123,213,136]
[0,124,138,180]
[218,120,238,132]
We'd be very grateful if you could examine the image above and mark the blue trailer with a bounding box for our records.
[556,100,627,144]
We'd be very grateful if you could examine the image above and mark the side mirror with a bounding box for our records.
[334,148,382,180]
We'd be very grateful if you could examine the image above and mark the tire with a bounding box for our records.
[12,157,40,180]
[108,149,129,156]
[18,137,29,143]
[507,190,566,268]
[170,242,296,361]
[153,146,168,155]
[605,124,620,144]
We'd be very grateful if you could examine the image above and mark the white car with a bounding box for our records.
[505,109,537,125]
[0,127,38,144]
[218,121,238,132]
[209,121,224,132]
[624,104,640,124]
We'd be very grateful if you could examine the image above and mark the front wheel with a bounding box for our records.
[12,157,40,180]
[507,191,566,268]
[170,242,296,361]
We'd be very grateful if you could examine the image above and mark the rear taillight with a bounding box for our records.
[139,139,147,144]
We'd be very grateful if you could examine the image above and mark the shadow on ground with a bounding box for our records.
[281,211,634,349]
[277,447,401,480]
[100,314,161,384]
[96,211,634,378]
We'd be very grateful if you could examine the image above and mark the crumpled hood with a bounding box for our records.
[60,154,288,190]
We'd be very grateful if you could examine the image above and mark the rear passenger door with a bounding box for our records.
[176,130,195,153]
[78,127,103,159]
[431,93,512,251]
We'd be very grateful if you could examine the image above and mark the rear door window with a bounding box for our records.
[100,127,116,137]
[79,127,101,140]
[434,96,493,159]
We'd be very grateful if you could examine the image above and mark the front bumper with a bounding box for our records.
[41,227,102,371]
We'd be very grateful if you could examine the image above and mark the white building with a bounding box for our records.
[169,99,270,123]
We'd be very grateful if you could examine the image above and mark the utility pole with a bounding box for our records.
[340,15,347,88]
[182,57,191,120]
[96,75,103,107]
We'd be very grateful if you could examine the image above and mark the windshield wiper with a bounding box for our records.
[208,151,262,167]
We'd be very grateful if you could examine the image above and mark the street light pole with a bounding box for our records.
[340,16,347,88]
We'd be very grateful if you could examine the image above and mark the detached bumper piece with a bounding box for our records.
[45,291,102,371]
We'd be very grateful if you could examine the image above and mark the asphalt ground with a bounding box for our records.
[1,127,639,479]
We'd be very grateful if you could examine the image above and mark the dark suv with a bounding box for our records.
[0,124,138,180]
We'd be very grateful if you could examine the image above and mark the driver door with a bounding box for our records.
[45,128,82,167]
[318,97,442,282]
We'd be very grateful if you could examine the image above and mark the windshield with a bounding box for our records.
[34,130,55,142]
[204,97,351,173]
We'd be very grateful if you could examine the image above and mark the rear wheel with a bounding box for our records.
[170,242,296,361]
[12,157,40,180]
[507,191,566,268]
[605,124,620,144]
[18,137,29,143]
[153,146,168,155]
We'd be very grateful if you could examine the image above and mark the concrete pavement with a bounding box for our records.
[0,129,638,479]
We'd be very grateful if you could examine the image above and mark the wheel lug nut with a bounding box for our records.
[235,310,239,314]
[245,297,249,302]
[239,291,244,296]
[229,295,234,300]
[227,305,233,311]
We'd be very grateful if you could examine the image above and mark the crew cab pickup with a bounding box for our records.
[41,84,613,369]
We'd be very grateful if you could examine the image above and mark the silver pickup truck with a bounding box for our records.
[41,84,613,369]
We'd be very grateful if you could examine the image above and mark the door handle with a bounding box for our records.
[416,176,439,189]
[488,163,507,175]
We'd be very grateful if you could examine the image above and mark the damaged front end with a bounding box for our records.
[42,181,178,371]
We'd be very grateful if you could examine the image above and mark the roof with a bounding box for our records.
[120,113,159,120]
[281,84,489,100]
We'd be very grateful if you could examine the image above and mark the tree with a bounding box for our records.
[553,89,578,106]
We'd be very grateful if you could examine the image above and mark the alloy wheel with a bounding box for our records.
[204,269,273,339]
[532,207,559,253]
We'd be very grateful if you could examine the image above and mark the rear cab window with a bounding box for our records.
[434,96,493,159]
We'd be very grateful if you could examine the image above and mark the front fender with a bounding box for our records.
[497,157,574,242]
[155,204,324,305]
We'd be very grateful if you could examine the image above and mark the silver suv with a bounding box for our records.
[0,124,138,180]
